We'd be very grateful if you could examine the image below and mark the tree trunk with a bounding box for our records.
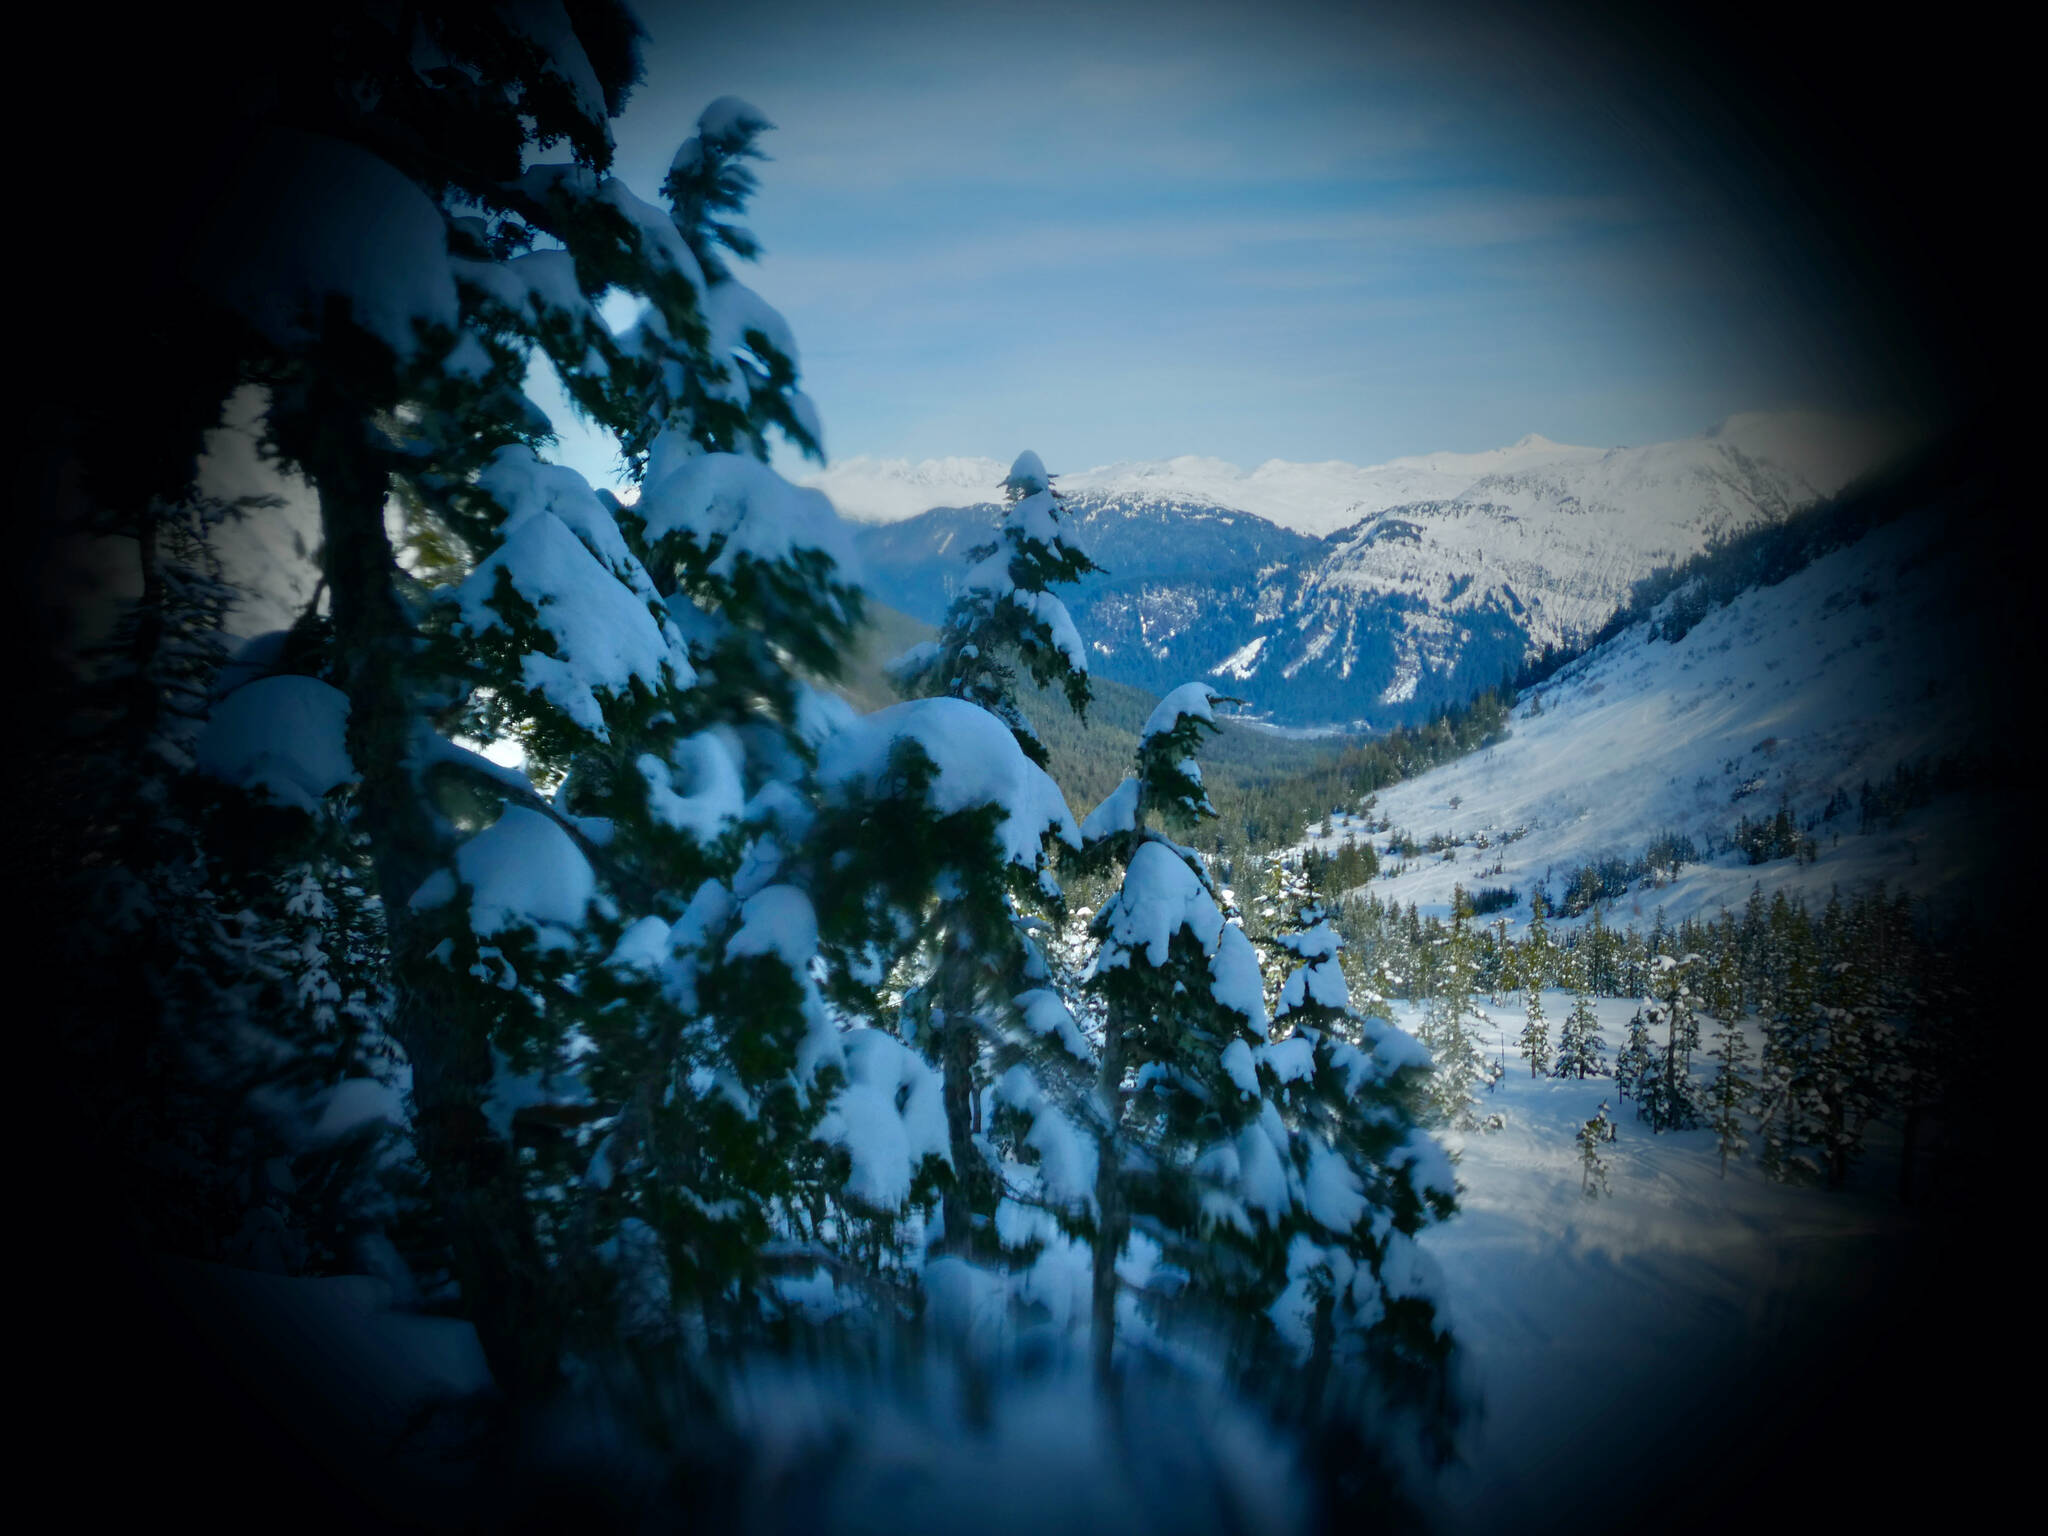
[1092,998,1129,1391]
[1661,1011,1680,1130]
[311,396,560,1399]
[1091,1140,1126,1391]
[937,916,985,1254]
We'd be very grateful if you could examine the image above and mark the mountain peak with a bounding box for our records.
[803,411,1901,531]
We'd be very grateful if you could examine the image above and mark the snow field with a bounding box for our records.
[1407,993,1923,1532]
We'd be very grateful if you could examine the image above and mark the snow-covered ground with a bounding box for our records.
[1404,994,1925,1531]
[124,989,1949,1529]
[1305,494,1998,930]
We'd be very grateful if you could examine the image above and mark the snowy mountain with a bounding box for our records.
[812,411,1889,535]
[1299,448,2010,929]
[1061,434,1608,537]
[797,454,1012,526]
[835,412,1899,727]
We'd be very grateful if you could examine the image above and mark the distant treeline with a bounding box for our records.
[1201,685,1517,856]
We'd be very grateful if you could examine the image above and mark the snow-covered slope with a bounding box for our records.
[1299,431,1827,697]
[1303,486,2003,928]
[1407,994,1938,1534]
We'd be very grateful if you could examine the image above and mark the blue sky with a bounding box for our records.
[535,0,1904,485]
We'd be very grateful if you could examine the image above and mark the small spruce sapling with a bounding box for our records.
[1553,957,1607,1080]
[1577,1102,1617,1198]
[1416,886,1496,1130]
[1519,983,1551,1078]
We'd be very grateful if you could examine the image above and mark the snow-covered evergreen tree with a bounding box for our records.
[810,695,1084,1261]
[1809,953,1893,1189]
[1521,890,1556,990]
[1615,1006,1654,1112]
[60,495,417,1286]
[1638,954,1702,1133]
[1074,683,1269,1382]
[1518,984,1551,1078]
[1057,687,1460,1476]
[1580,902,1617,996]
[1576,1102,1617,1198]
[1415,888,1495,1130]
[873,450,1100,1253]
[893,450,1099,763]
[1253,864,1458,1438]
[1758,907,1822,1181]
[1552,960,1607,1080]
[143,7,891,1382]
[1705,1014,1755,1178]
[1702,910,1744,1024]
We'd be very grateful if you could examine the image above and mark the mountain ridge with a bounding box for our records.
[841,412,1905,729]
[808,410,1894,535]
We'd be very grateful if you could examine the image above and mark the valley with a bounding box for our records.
[824,412,1899,728]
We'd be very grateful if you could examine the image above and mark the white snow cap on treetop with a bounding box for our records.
[450,474,693,739]
[1080,777,1140,845]
[1003,450,1051,496]
[1277,922,1343,963]
[502,0,612,130]
[196,676,357,813]
[455,807,597,951]
[1278,956,1352,1018]
[185,128,459,360]
[1141,683,1223,745]
[816,1030,950,1212]
[668,98,773,177]
[637,444,856,580]
[696,96,772,145]
[817,698,1080,869]
[1097,840,1224,969]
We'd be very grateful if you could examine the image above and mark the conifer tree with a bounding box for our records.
[1615,1006,1655,1112]
[1553,955,1607,1080]
[1702,910,1744,1023]
[149,15,887,1382]
[1072,683,1269,1383]
[810,693,1084,1265]
[71,4,697,1391]
[1415,888,1495,1130]
[1523,890,1556,989]
[1758,902,1823,1180]
[893,450,1099,763]
[1519,983,1551,1077]
[59,494,418,1286]
[1576,1102,1617,1198]
[1810,960,1892,1190]
[1581,902,1616,995]
[1739,882,1771,1013]
[1054,704,1460,1467]
[1705,1014,1755,1178]
[1251,859,1458,1448]
[1638,954,1702,1133]
[881,451,1100,1250]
